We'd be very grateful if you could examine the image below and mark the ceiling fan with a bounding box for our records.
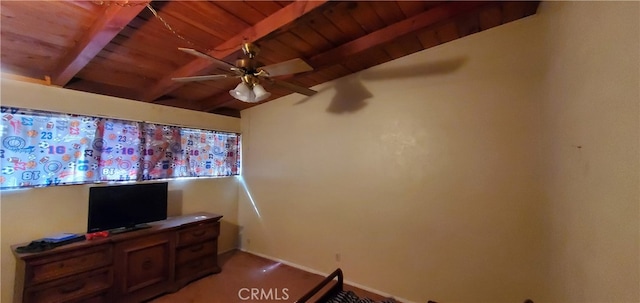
[172,42,317,103]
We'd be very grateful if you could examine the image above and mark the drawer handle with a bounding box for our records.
[59,281,86,294]
[192,230,206,237]
[142,259,154,270]
[190,244,204,252]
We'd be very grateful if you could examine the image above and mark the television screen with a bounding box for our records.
[87,182,168,233]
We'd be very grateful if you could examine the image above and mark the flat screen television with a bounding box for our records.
[87,182,168,234]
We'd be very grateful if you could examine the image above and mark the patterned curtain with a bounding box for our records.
[0,107,100,187]
[140,124,185,180]
[0,106,240,190]
[94,118,142,182]
[180,128,240,177]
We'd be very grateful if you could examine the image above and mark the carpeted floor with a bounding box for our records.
[149,250,394,303]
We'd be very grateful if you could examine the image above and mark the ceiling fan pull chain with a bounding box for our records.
[145,3,199,49]
[145,3,241,54]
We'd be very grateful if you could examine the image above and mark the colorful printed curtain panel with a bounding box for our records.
[0,106,240,189]
[180,128,240,177]
[94,118,142,182]
[141,123,185,180]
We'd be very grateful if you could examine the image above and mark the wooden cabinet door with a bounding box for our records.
[113,233,175,303]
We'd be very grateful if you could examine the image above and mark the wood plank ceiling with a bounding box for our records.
[1,1,540,117]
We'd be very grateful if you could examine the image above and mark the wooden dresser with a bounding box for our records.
[12,212,222,303]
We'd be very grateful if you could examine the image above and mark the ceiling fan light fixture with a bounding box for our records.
[229,82,255,102]
[177,43,317,102]
[252,84,271,102]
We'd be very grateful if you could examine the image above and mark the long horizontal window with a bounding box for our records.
[0,106,239,189]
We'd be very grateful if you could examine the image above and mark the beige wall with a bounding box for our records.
[239,12,547,303]
[238,2,639,303]
[0,80,241,303]
[537,2,639,302]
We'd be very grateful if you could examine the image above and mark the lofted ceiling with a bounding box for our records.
[1,1,540,118]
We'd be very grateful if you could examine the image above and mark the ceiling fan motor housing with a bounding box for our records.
[241,42,260,58]
[235,58,261,74]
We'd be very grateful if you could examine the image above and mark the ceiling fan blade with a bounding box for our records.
[178,47,236,69]
[270,79,317,96]
[258,58,313,77]
[172,74,231,82]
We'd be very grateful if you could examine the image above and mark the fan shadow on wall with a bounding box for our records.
[295,57,468,114]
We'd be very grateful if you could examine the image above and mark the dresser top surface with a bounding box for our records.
[12,212,223,260]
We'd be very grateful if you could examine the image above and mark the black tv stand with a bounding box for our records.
[109,223,151,235]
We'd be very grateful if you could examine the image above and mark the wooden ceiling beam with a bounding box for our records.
[141,0,330,102]
[309,1,488,68]
[153,97,211,112]
[152,91,236,112]
[65,78,141,101]
[198,1,490,113]
[50,1,150,86]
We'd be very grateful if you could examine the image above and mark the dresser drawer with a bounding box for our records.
[27,245,112,285]
[177,223,219,247]
[176,240,217,265]
[175,255,218,281]
[25,267,112,303]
